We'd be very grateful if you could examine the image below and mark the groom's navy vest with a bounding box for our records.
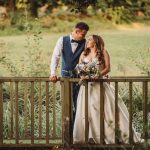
[61,36,86,77]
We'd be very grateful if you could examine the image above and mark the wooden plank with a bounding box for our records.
[143,82,148,145]
[24,82,28,138]
[15,82,19,144]
[31,81,34,144]
[46,81,49,144]
[61,80,65,144]
[0,77,50,82]
[52,83,56,138]
[10,82,14,139]
[0,82,3,144]
[0,76,150,82]
[85,81,89,143]
[69,77,150,83]
[63,78,71,150]
[115,82,119,144]
[39,82,42,138]
[100,82,104,144]
[70,82,73,144]
[0,143,63,148]
[72,143,148,149]
[129,82,133,144]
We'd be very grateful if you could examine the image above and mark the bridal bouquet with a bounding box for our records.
[75,64,97,77]
[75,63,101,85]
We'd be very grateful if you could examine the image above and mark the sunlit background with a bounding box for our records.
[0,0,150,77]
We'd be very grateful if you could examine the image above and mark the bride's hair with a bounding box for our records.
[83,35,105,64]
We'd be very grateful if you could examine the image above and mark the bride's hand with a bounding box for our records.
[78,75,89,85]
[92,76,99,79]
[80,75,89,79]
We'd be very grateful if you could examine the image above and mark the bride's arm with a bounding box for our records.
[100,49,110,76]
[78,52,85,64]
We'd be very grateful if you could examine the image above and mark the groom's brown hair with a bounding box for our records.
[75,22,89,31]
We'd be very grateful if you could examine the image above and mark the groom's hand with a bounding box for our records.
[49,75,58,83]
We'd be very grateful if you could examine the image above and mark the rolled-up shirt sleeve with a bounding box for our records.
[50,36,63,75]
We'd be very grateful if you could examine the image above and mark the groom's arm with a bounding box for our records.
[49,37,63,82]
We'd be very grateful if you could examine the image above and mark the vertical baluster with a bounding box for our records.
[68,80,71,146]
[143,82,148,145]
[129,82,133,144]
[63,78,71,150]
[70,82,73,143]
[85,81,89,143]
[100,81,104,144]
[115,82,119,144]
[24,82,28,138]
[31,81,34,144]
[39,82,42,139]
[10,82,14,139]
[53,83,56,139]
[15,82,19,144]
[46,81,49,144]
[0,82,3,144]
[61,80,65,143]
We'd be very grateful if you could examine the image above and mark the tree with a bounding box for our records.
[8,0,16,11]
[30,0,38,17]
[62,0,97,11]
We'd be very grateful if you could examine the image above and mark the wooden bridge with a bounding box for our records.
[0,77,150,149]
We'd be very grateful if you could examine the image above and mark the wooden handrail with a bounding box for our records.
[0,76,150,82]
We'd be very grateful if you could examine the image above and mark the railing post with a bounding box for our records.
[62,78,71,150]
[52,83,56,138]
[15,82,19,144]
[31,81,34,144]
[100,81,105,144]
[0,82,3,144]
[24,82,28,138]
[39,82,42,139]
[10,82,14,139]
[143,81,148,147]
[70,82,73,144]
[115,82,119,144]
[129,82,133,144]
[85,81,89,143]
[46,81,49,144]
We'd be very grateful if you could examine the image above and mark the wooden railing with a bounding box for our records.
[0,77,62,148]
[62,77,150,150]
[0,77,150,149]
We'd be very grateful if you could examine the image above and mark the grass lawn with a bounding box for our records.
[0,24,150,76]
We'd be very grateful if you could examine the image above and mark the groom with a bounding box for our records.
[49,22,89,121]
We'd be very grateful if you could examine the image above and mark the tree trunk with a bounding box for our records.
[8,0,16,11]
[30,0,38,18]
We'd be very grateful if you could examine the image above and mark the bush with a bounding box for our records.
[133,48,150,76]
[0,28,62,139]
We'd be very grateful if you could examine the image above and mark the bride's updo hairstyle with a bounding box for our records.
[84,35,105,64]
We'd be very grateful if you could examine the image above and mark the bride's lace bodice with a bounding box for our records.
[82,57,99,66]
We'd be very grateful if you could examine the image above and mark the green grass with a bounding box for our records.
[0,22,150,76]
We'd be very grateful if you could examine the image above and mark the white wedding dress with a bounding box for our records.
[73,58,141,144]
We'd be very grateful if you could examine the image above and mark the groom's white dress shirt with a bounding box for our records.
[50,34,79,76]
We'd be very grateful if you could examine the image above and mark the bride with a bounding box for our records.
[73,35,141,144]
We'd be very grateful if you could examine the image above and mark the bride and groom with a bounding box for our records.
[49,22,141,144]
